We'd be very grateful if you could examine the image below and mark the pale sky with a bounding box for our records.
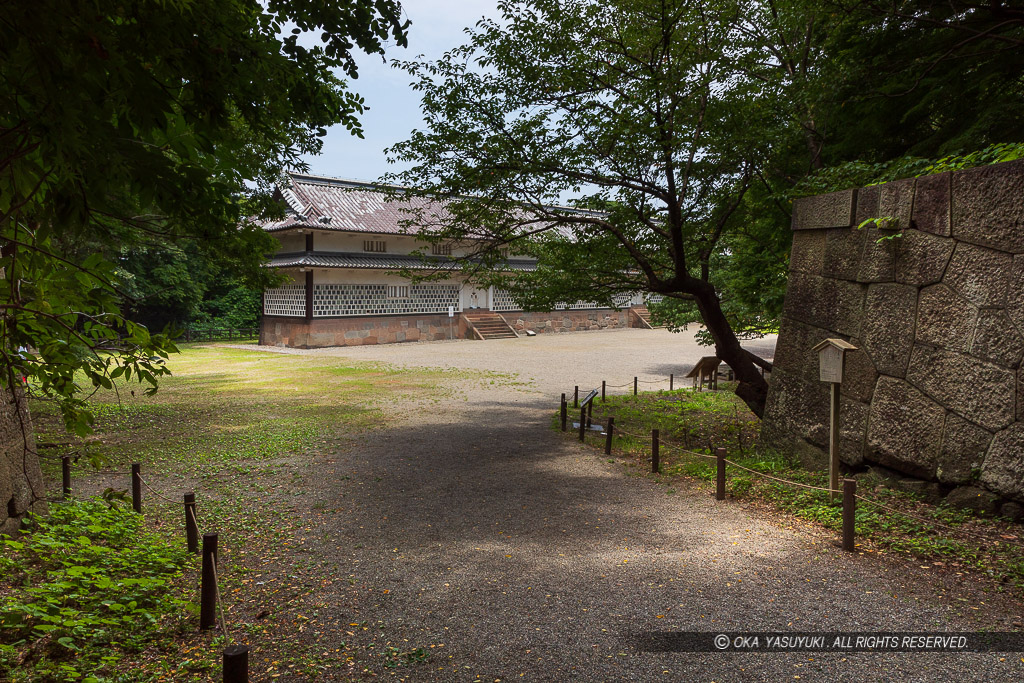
[302,1,502,183]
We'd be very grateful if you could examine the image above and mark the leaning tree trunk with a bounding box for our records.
[690,282,769,418]
[1,384,47,536]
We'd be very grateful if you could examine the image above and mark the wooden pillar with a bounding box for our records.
[304,270,313,323]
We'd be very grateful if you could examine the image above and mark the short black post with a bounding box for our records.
[651,429,660,474]
[601,380,606,402]
[184,493,199,555]
[131,463,141,514]
[560,394,567,432]
[605,417,614,455]
[842,478,856,552]
[715,448,726,501]
[574,386,579,408]
[223,644,249,683]
[200,533,218,630]
[670,373,674,391]
[633,377,638,396]
[62,456,71,499]
[578,408,586,442]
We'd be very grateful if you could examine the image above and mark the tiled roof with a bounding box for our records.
[257,172,604,236]
[267,251,538,272]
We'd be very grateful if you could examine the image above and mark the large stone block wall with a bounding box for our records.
[762,160,1024,506]
[508,309,630,334]
[1,386,46,536]
[260,314,470,348]
[261,308,640,347]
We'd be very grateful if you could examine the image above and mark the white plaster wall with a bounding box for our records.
[275,270,305,285]
[277,233,305,253]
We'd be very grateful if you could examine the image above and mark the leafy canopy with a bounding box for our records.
[1,0,407,434]
[387,0,780,414]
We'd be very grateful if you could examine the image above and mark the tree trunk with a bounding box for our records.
[691,283,769,418]
[1,384,47,536]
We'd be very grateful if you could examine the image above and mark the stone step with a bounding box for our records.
[462,311,518,340]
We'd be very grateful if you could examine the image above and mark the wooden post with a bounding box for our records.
[829,382,840,503]
[223,645,250,683]
[715,448,726,501]
[560,394,567,432]
[184,493,199,555]
[200,533,218,630]
[578,408,586,442]
[304,270,313,322]
[601,380,606,402]
[131,463,141,514]
[605,417,614,455]
[669,373,673,391]
[62,456,71,499]
[574,386,579,408]
[651,429,660,474]
[633,377,637,396]
[842,478,856,552]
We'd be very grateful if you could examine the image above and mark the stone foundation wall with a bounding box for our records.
[261,308,643,347]
[260,314,470,347]
[507,309,631,334]
[762,159,1024,509]
[1,385,46,536]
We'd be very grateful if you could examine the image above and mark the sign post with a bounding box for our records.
[812,338,857,503]
[448,305,454,341]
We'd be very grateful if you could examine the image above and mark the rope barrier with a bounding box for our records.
[137,474,186,506]
[592,413,1020,549]
[186,500,200,529]
[210,559,231,642]
[854,494,1022,548]
[721,459,835,494]
[657,439,719,462]
[571,399,1023,567]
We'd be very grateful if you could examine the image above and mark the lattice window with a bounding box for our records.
[363,240,387,253]
[431,243,452,256]
[611,293,634,309]
[387,285,410,299]
[264,284,306,317]
[645,293,665,305]
[491,289,522,312]
[312,283,459,317]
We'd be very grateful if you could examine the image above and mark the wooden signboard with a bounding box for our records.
[811,338,858,501]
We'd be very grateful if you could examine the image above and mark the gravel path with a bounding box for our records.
[243,328,1022,681]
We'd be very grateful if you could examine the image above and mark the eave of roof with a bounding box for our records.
[266,251,538,272]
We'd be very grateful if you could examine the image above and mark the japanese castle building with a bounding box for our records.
[258,172,659,347]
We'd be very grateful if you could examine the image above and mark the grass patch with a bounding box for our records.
[580,387,1024,591]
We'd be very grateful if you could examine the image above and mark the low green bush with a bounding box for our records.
[0,499,191,682]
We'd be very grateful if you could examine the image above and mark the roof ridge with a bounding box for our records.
[284,170,606,216]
